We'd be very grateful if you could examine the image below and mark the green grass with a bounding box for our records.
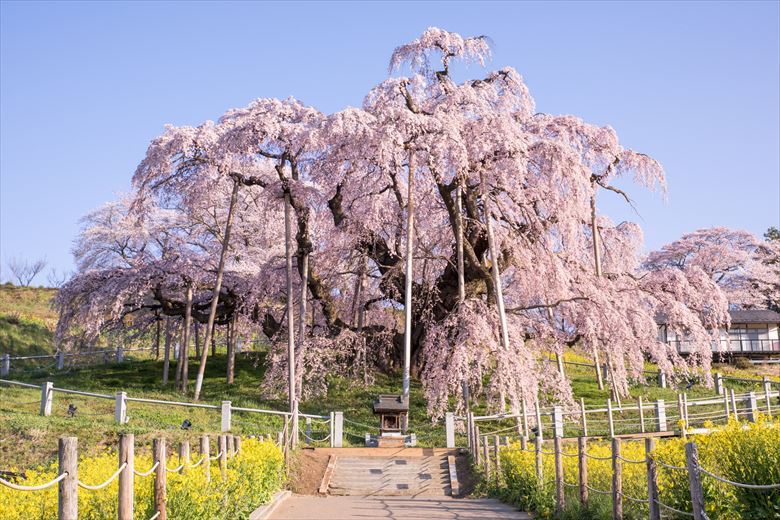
[0,284,57,355]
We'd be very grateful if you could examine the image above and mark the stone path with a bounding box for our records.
[268,495,532,519]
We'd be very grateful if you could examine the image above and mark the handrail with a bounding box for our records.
[0,379,41,389]
[126,396,219,410]
[53,387,113,399]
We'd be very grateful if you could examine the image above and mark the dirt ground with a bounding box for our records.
[288,447,331,495]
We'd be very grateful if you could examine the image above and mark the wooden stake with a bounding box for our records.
[646,438,660,520]
[612,437,622,520]
[578,436,588,506]
[58,437,78,520]
[638,396,645,433]
[685,442,706,520]
[554,436,564,514]
[534,435,543,483]
[118,434,134,520]
[153,438,167,520]
[201,435,211,483]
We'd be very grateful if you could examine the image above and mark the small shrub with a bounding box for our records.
[734,357,753,370]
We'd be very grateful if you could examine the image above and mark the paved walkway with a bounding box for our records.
[269,495,531,519]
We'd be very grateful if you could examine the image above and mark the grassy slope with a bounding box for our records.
[0,284,57,355]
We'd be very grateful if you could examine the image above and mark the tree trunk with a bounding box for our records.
[179,284,193,392]
[193,179,241,401]
[456,182,466,302]
[162,318,172,384]
[402,152,415,404]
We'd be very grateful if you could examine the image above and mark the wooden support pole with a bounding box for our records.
[535,400,544,441]
[493,435,501,485]
[580,398,588,437]
[723,391,731,422]
[683,393,690,428]
[578,437,588,506]
[554,436,564,514]
[685,442,706,520]
[534,435,543,483]
[730,389,738,420]
[118,433,134,520]
[714,372,723,395]
[153,438,167,520]
[218,435,227,480]
[638,396,645,433]
[607,398,615,438]
[677,394,686,433]
[305,417,312,446]
[58,437,78,520]
[747,391,758,422]
[612,437,622,520]
[40,381,53,417]
[482,436,490,477]
[552,406,564,438]
[235,435,241,454]
[178,440,190,474]
[200,435,211,483]
[646,438,660,520]
[226,434,235,458]
[474,426,481,465]
[521,398,529,441]
[764,378,773,418]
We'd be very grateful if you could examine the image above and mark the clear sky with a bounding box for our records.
[1,1,778,282]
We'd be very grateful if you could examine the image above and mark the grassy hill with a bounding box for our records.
[0,284,57,356]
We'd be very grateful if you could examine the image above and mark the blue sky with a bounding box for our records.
[1,1,778,282]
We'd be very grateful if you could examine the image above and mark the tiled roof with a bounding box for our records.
[729,309,780,324]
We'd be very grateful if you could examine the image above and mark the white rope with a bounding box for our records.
[584,452,612,461]
[584,483,612,495]
[78,463,127,490]
[209,450,223,461]
[0,472,67,491]
[618,490,650,504]
[189,456,206,467]
[699,468,780,489]
[655,460,687,472]
[165,464,184,473]
[654,499,694,517]
[134,461,159,477]
[617,455,647,464]
[148,511,161,520]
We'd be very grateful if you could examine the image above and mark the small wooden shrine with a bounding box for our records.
[373,394,409,434]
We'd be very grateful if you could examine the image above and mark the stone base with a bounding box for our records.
[364,433,416,448]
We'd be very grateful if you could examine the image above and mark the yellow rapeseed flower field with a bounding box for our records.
[0,438,284,520]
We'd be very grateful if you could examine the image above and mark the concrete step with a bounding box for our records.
[329,455,452,496]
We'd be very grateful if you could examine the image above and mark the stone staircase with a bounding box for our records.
[328,454,452,496]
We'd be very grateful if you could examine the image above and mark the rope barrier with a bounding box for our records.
[303,432,332,443]
[616,455,648,464]
[133,461,159,477]
[148,511,161,520]
[166,463,185,473]
[618,490,649,504]
[584,483,612,495]
[78,463,127,490]
[654,499,694,517]
[699,468,780,489]
[562,481,578,488]
[342,418,376,430]
[0,472,67,491]
[561,451,579,458]
[655,460,688,472]
[189,456,206,468]
[584,452,612,461]
[209,450,224,461]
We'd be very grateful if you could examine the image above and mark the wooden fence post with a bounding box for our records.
[153,438,167,520]
[578,436,588,506]
[178,440,190,474]
[607,398,615,437]
[714,372,723,395]
[677,394,685,433]
[746,391,758,422]
[118,433,134,520]
[638,396,645,433]
[218,435,227,480]
[221,401,231,432]
[305,417,312,446]
[521,398,530,443]
[445,412,455,448]
[646,438,660,520]
[554,436,564,514]
[683,393,690,428]
[333,411,343,448]
[535,400,544,441]
[612,437,622,520]
[115,391,128,424]
[1,353,9,377]
[730,389,738,420]
[580,398,588,437]
[656,399,667,432]
[235,435,241,453]
[764,378,773,418]
[200,434,211,483]
[685,442,706,520]
[723,391,731,421]
[58,437,78,520]
[226,434,235,458]
[40,381,53,417]
[534,435,543,483]
[552,406,564,438]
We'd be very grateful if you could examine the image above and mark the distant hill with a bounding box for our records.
[0,284,57,355]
